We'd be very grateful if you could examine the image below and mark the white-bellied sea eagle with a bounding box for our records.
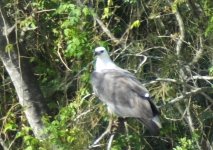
[91,47,162,134]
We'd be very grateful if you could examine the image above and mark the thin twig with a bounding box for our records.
[57,48,72,71]
[0,8,9,43]
[74,109,92,121]
[136,55,147,72]
[35,9,56,13]
[124,121,131,150]
[89,129,110,149]
[107,134,115,150]
[201,93,213,104]
[143,78,178,86]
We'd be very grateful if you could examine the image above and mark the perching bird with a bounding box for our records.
[91,47,161,134]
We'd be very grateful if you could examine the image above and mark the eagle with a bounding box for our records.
[91,47,161,134]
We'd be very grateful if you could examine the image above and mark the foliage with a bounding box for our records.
[0,0,213,149]
[42,94,91,150]
[173,133,200,150]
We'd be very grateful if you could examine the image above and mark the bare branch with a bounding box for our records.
[57,48,72,71]
[0,136,8,150]
[89,129,109,149]
[89,116,114,149]
[187,75,213,81]
[107,134,115,150]
[185,99,195,133]
[174,6,185,56]
[189,35,204,65]
[162,87,213,107]
[35,9,56,13]
[201,92,213,103]
[93,15,120,44]
[187,75,213,87]
[0,8,10,43]
[143,78,178,86]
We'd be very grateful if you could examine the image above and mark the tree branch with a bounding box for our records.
[189,35,204,65]
[0,6,47,140]
[174,6,185,56]
[89,129,109,149]
[93,14,120,44]
[0,136,8,150]
[162,87,213,107]
[143,78,178,86]
[187,75,213,81]
[107,134,115,150]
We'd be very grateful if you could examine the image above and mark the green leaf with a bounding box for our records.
[64,29,71,36]
[82,7,90,16]
[4,123,17,132]
[130,20,141,29]
[102,7,111,19]
[209,66,213,76]
[25,146,34,150]
[5,44,14,53]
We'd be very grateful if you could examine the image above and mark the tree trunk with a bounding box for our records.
[0,7,47,140]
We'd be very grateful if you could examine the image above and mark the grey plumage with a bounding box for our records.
[91,47,161,134]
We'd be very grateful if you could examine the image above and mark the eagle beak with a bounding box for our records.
[94,51,98,56]
[94,51,101,56]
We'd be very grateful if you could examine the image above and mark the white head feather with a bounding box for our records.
[94,47,119,72]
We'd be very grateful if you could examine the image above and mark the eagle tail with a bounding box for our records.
[138,116,161,135]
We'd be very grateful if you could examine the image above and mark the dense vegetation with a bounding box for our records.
[0,0,213,149]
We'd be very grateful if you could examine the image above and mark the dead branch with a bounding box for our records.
[0,136,8,150]
[89,115,118,149]
[201,93,213,103]
[57,48,72,71]
[0,8,10,43]
[187,75,213,81]
[189,35,204,65]
[93,15,120,44]
[89,129,110,149]
[162,87,213,107]
[143,78,178,86]
[107,134,115,150]
[35,9,56,13]
[173,5,185,56]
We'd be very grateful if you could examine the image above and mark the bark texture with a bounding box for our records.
[0,7,47,140]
